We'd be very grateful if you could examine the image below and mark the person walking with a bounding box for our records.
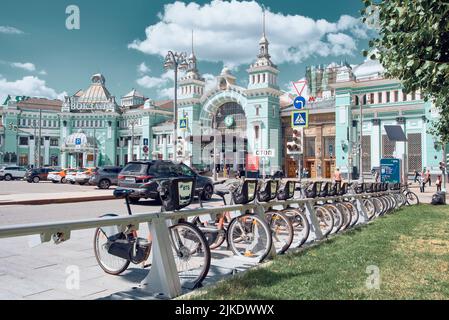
[426,169,431,186]
[418,174,425,193]
[414,170,420,183]
[436,175,442,192]
[334,168,342,185]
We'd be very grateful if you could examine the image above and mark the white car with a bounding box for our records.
[0,166,27,181]
[65,171,78,184]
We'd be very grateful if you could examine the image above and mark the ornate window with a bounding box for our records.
[382,135,395,158]
[408,133,422,173]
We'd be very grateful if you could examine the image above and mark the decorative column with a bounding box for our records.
[44,137,50,166]
[371,119,381,168]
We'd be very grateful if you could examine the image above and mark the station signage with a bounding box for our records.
[255,149,275,158]
[69,102,110,111]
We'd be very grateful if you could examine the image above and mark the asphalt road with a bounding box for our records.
[0,180,101,195]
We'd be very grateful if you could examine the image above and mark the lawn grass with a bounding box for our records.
[190,204,449,300]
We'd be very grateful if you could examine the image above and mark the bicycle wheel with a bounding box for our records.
[93,228,130,275]
[267,211,294,254]
[363,199,376,220]
[227,213,272,262]
[283,208,310,248]
[405,191,419,205]
[372,197,384,217]
[314,205,334,237]
[344,201,359,228]
[323,204,343,234]
[169,222,211,288]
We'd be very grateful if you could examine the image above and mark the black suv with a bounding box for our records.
[25,167,55,183]
[117,160,214,203]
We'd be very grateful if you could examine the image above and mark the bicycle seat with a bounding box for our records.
[113,188,134,198]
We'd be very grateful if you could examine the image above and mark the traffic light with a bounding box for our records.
[287,128,302,154]
[440,161,446,173]
[176,136,185,158]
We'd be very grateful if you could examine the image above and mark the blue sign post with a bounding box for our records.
[179,118,188,129]
[291,110,309,128]
[75,138,81,145]
[293,96,306,109]
[380,158,400,183]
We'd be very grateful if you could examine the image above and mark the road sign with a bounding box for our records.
[143,138,149,146]
[179,118,188,129]
[291,110,309,128]
[143,145,149,153]
[75,138,81,145]
[255,149,275,158]
[293,96,306,109]
[380,158,400,183]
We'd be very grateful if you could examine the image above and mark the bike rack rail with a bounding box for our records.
[0,191,394,299]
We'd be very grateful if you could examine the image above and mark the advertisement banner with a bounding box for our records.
[380,158,400,183]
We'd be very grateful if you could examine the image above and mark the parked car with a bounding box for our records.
[24,167,55,183]
[89,166,122,189]
[0,166,27,181]
[65,169,79,184]
[48,168,74,183]
[75,168,96,185]
[116,160,214,203]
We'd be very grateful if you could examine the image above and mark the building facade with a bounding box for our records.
[332,59,444,179]
[0,74,174,168]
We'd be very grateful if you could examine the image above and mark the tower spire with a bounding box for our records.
[191,29,194,55]
[263,7,266,37]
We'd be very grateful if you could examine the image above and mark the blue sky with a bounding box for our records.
[0,0,372,103]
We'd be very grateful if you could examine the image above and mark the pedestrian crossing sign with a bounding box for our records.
[291,110,308,128]
[179,118,188,129]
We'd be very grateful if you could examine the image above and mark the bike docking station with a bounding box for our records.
[0,179,406,300]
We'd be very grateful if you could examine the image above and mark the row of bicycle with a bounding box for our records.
[93,178,419,290]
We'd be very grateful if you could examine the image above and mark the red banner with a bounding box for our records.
[246,154,259,171]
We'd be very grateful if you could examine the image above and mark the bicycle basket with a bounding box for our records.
[305,182,319,198]
[337,182,346,196]
[233,179,258,204]
[278,181,296,200]
[159,177,196,211]
[257,180,279,202]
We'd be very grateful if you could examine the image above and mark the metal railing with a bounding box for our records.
[0,191,392,298]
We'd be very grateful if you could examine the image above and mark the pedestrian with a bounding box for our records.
[426,169,431,186]
[418,174,425,193]
[436,175,442,192]
[414,170,420,183]
[334,167,342,184]
[374,170,380,183]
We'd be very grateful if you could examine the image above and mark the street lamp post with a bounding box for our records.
[164,51,189,163]
[357,94,365,183]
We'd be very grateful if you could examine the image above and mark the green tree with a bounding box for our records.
[361,0,449,143]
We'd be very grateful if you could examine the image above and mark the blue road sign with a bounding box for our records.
[291,110,309,128]
[75,138,82,145]
[179,118,188,129]
[143,138,149,146]
[293,96,306,109]
[380,158,400,183]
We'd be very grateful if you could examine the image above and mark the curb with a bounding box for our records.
[0,194,115,206]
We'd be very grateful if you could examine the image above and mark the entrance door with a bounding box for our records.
[287,158,297,178]
[77,153,84,168]
[324,160,331,178]
[305,160,316,179]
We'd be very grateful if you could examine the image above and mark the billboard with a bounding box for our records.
[380,158,400,183]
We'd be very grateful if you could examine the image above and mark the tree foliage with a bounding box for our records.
[361,0,449,143]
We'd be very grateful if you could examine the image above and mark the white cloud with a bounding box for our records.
[137,62,151,75]
[39,70,47,75]
[203,73,216,92]
[136,70,174,90]
[11,62,36,72]
[0,75,66,103]
[0,26,24,35]
[129,0,370,66]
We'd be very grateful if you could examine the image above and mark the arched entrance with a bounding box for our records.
[61,131,97,168]
[197,90,249,175]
